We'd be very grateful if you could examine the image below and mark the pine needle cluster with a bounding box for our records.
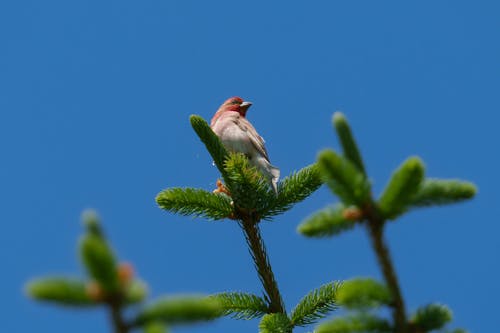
[26,211,223,333]
[299,112,476,333]
[156,115,337,332]
[25,111,476,333]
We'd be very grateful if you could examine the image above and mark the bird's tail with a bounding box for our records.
[254,157,280,195]
[269,164,280,195]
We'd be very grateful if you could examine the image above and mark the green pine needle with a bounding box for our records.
[378,156,425,220]
[259,313,292,333]
[316,314,392,333]
[318,149,371,206]
[297,204,356,237]
[143,322,169,333]
[210,292,269,320]
[156,187,233,220]
[333,112,366,175]
[336,278,392,309]
[224,153,275,212]
[125,279,149,304]
[25,277,95,306]
[410,178,477,208]
[260,164,323,220]
[81,209,104,237]
[290,281,340,327]
[190,115,230,182]
[134,296,222,326]
[79,234,119,293]
[410,303,452,331]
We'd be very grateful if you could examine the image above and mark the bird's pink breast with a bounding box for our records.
[211,112,254,156]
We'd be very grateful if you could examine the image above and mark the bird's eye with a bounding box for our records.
[231,99,241,105]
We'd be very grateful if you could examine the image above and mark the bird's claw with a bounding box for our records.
[213,179,231,196]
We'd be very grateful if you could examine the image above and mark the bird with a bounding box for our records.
[210,96,280,194]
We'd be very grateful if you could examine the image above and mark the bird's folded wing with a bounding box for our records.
[235,117,271,162]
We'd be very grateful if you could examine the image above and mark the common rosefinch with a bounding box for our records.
[210,97,280,194]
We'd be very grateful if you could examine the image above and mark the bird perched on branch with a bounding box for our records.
[210,96,280,194]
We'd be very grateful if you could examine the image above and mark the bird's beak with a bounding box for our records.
[240,101,252,111]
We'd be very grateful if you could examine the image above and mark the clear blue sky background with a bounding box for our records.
[1,1,498,332]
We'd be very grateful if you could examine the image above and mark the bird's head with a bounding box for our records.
[220,96,252,117]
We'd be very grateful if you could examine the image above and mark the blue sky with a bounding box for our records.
[1,1,498,332]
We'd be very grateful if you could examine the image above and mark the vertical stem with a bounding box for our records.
[240,218,286,314]
[109,299,128,333]
[366,219,407,333]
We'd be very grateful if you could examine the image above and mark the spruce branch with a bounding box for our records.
[316,314,392,333]
[109,300,128,333]
[156,188,233,220]
[27,210,223,333]
[410,303,452,332]
[377,157,425,220]
[157,115,325,332]
[336,278,392,309]
[259,313,293,333]
[409,179,477,208]
[124,280,148,304]
[79,233,120,293]
[306,113,477,333]
[318,149,371,206]
[224,153,275,212]
[290,282,340,327]
[82,209,104,237]
[143,322,169,333]
[190,115,230,181]
[25,277,95,306]
[133,296,221,326]
[210,292,269,319]
[365,213,407,333]
[333,112,366,175]
[298,204,356,237]
[260,164,323,219]
[240,219,286,314]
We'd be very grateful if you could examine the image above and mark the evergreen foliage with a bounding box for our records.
[26,277,94,306]
[299,112,476,333]
[155,115,337,332]
[377,157,425,220]
[261,163,322,219]
[333,112,366,175]
[25,211,223,333]
[409,304,452,331]
[259,313,293,333]
[337,278,392,309]
[190,115,229,180]
[224,153,275,211]
[157,117,321,222]
[318,149,371,206]
[210,292,269,319]
[143,322,169,333]
[290,282,340,326]
[156,188,233,220]
[79,233,120,293]
[133,296,221,326]
[26,112,476,333]
[298,203,356,237]
[409,179,477,208]
[316,314,392,333]
[125,280,149,304]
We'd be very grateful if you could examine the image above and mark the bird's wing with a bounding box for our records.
[235,117,271,161]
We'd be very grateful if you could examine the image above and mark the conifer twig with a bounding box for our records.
[109,299,128,333]
[239,217,286,315]
[364,204,407,333]
[110,308,127,333]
